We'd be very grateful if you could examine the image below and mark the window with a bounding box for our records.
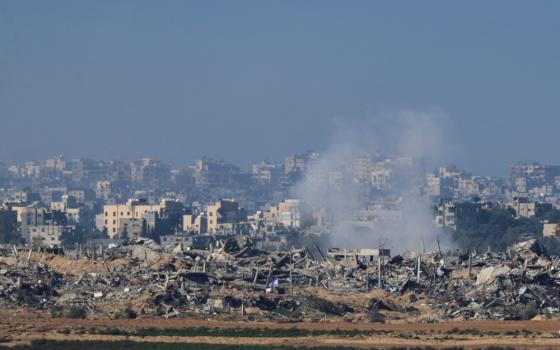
[105,212,108,217]
[113,220,116,224]
[113,228,116,233]
[105,220,107,225]
[113,211,116,217]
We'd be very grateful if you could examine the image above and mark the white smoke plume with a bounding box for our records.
[291,109,456,254]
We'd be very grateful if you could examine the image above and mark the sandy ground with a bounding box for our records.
[11,333,560,349]
[3,315,560,349]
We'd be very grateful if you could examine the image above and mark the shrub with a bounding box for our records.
[123,304,137,319]
[66,306,87,319]
[49,305,64,318]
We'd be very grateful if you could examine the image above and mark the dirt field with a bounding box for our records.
[3,314,560,349]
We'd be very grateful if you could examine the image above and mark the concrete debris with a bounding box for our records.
[0,237,559,322]
[476,265,511,285]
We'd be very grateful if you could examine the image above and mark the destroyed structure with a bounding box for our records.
[1,236,558,322]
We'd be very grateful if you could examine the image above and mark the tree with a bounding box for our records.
[452,207,541,253]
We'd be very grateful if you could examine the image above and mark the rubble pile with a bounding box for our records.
[0,260,61,308]
[380,239,560,321]
[1,237,560,322]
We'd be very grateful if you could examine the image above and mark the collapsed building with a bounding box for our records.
[0,237,558,323]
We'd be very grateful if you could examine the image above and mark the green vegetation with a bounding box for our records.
[0,340,517,350]
[307,296,352,316]
[49,305,64,318]
[0,341,352,350]
[85,326,537,340]
[451,206,560,253]
[66,306,87,319]
[94,326,392,338]
[49,305,87,319]
[113,304,138,319]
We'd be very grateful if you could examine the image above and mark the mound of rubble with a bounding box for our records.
[1,237,559,322]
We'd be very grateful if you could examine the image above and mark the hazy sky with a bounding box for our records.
[1,1,559,176]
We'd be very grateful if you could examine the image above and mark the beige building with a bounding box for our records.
[10,204,30,223]
[439,167,463,178]
[98,203,133,237]
[98,198,182,238]
[98,199,164,238]
[46,158,66,170]
[426,174,441,197]
[251,162,276,184]
[183,213,208,234]
[265,199,303,228]
[95,180,111,199]
[509,197,536,218]
[206,199,247,233]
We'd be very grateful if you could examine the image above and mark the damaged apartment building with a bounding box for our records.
[163,199,308,251]
[96,198,183,240]
[0,190,96,246]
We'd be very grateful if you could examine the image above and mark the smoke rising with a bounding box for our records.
[291,109,455,254]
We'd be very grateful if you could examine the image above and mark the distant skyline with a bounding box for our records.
[1,1,559,176]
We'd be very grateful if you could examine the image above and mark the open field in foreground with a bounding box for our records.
[3,316,560,349]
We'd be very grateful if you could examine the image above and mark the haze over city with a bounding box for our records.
[2,1,560,176]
